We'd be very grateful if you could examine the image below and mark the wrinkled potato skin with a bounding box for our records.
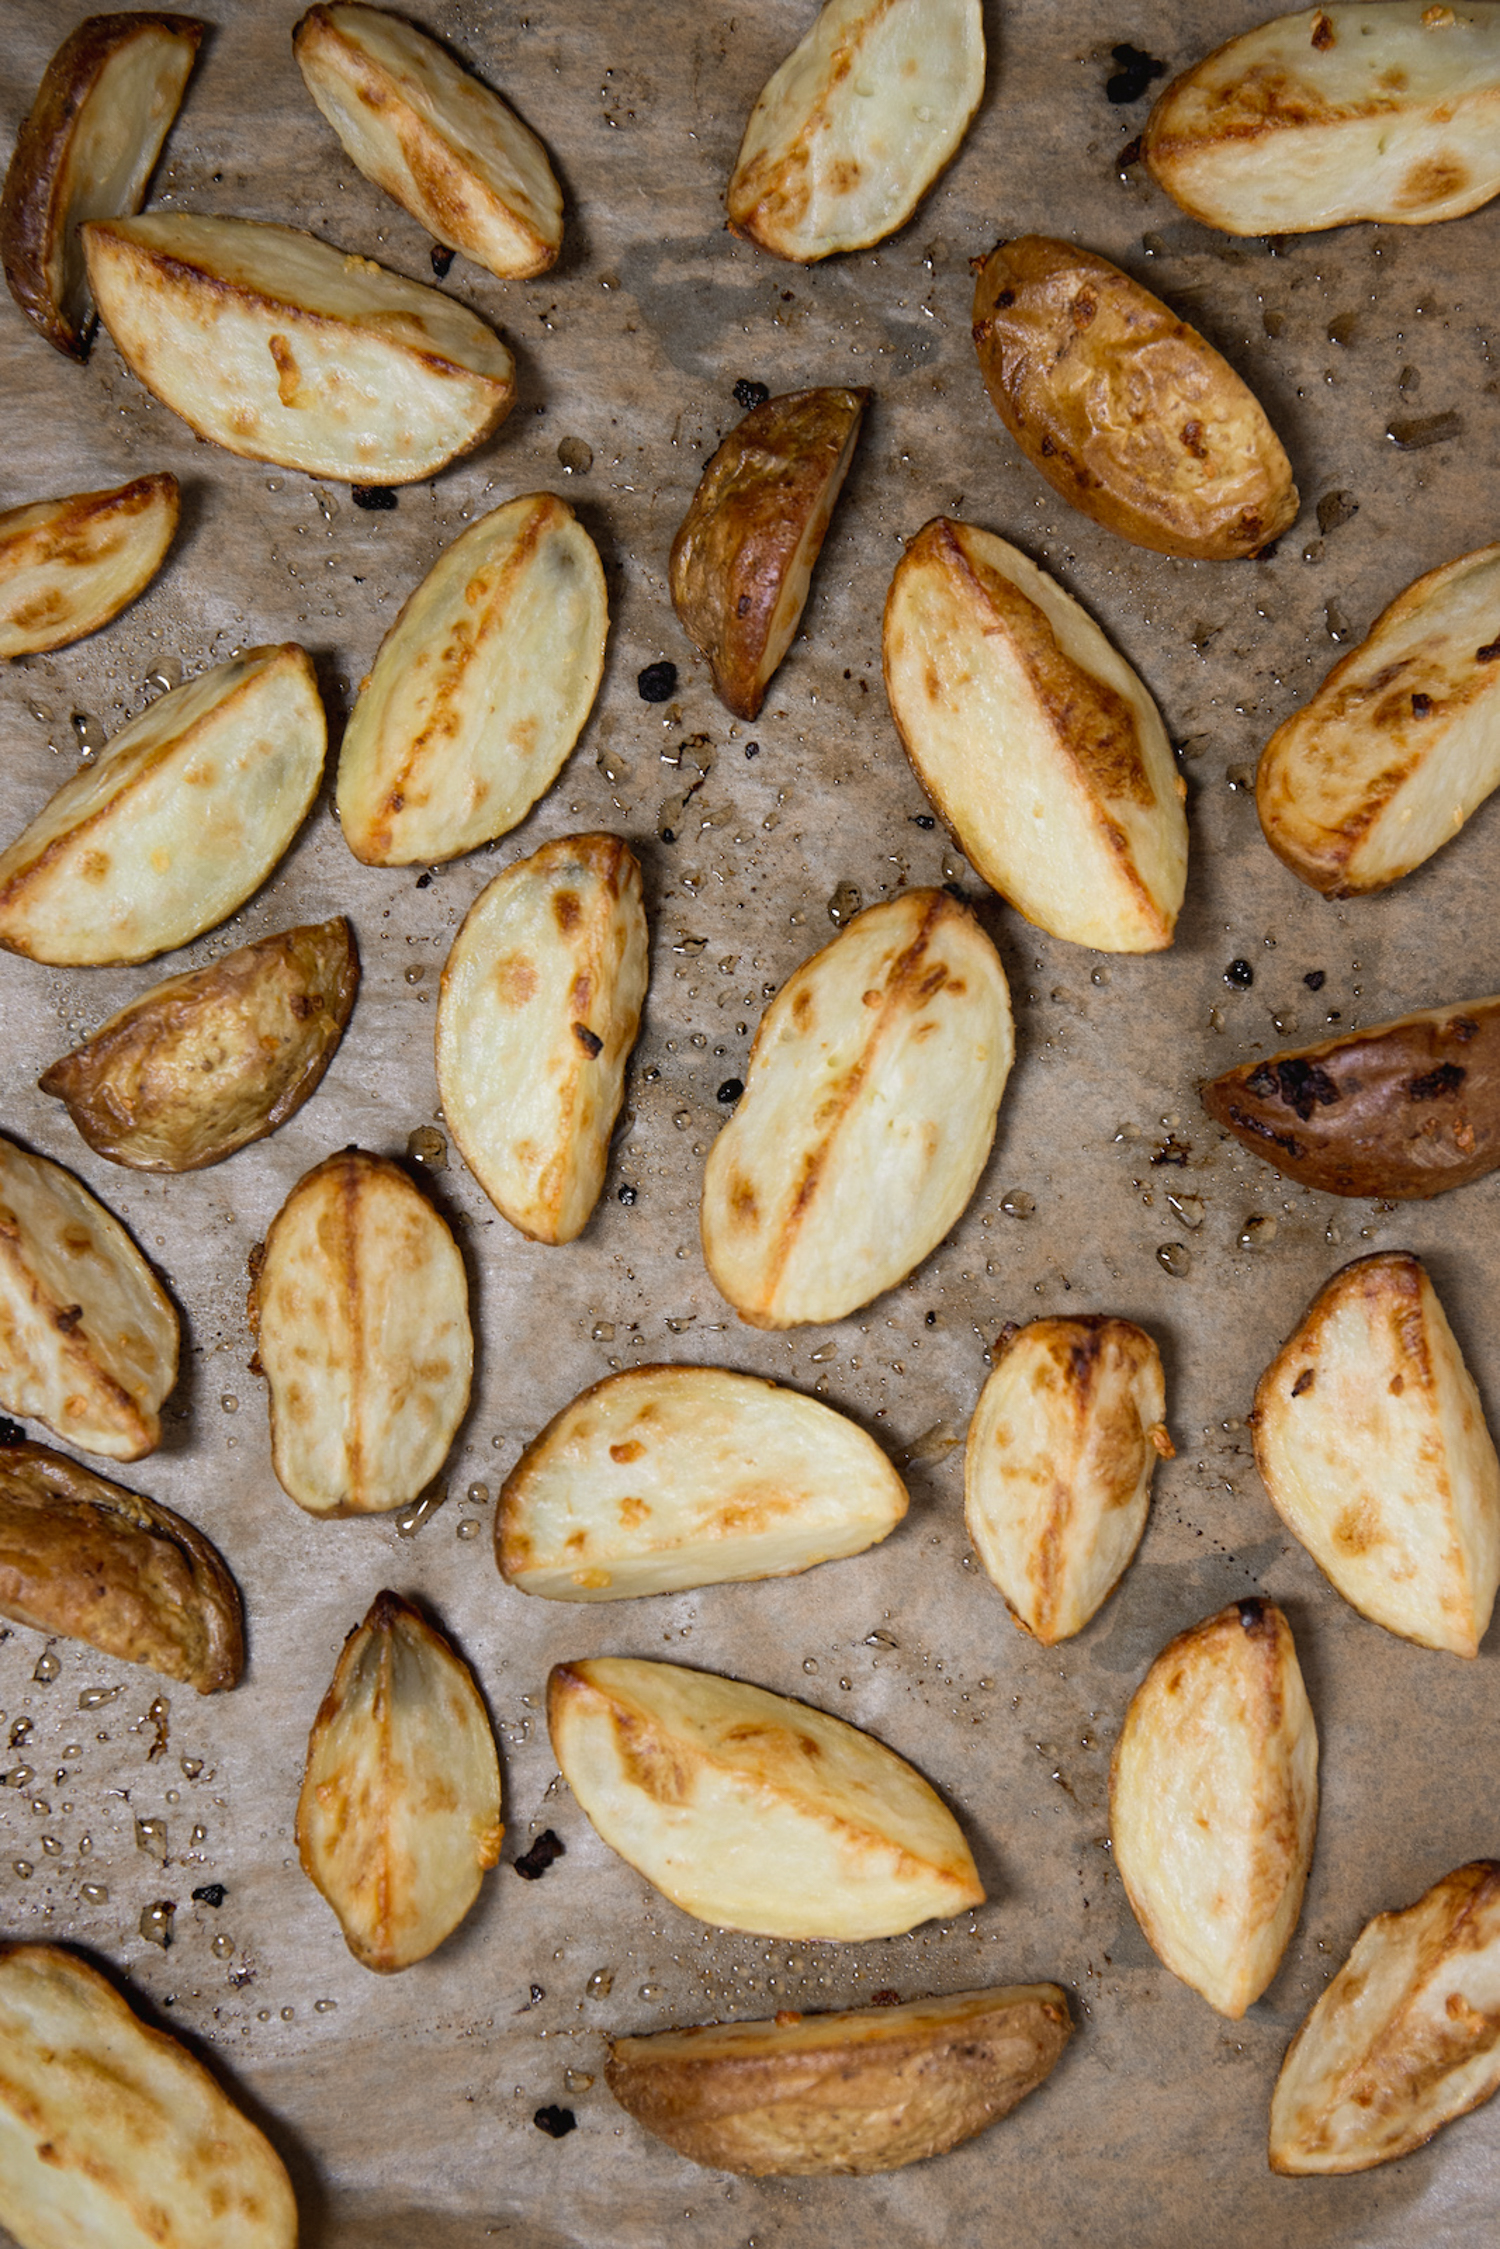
[972,236,1298,559]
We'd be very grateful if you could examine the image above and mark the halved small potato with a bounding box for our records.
[0,643,325,967]
[499,1363,908,1600]
[884,518,1188,950]
[249,1148,471,1516]
[1253,1253,1500,1656]
[965,1316,1172,1644]
[0,473,178,658]
[670,387,867,720]
[294,3,563,278]
[0,1438,242,1691]
[727,0,985,261]
[337,494,607,863]
[701,889,1013,1329]
[1145,4,1500,238]
[1111,1598,1319,2019]
[0,12,202,358]
[1271,1859,1500,2173]
[606,1984,1071,2177]
[297,1589,503,1972]
[0,1130,177,1462]
[83,213,515,483]
[436,833,646,1243]
[549,1655,984,1940]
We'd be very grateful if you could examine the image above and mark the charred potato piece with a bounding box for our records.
[606,1984,1071,2177]
[0,13,202,359]
[0,473,178,658]
[670,387,867,720]
[1111,1599,1319,2018]
[883,518,1188,950]
[1253,1253,1500,1656]
[972,236,1298,560]
[40,918,358,1172]
[549,1656,984,1940]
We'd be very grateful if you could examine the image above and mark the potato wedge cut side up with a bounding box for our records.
[0,473,179,658]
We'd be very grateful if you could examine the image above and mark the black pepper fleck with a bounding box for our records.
[911,813,936,829]
[637,660,677,703]
[617,1184,638,1205]
[534,2106,576,2139]
[733,379,770,411]
[716,1078,744,1104]
[1303,969,1326,991]
[1224,958,1254,988]
[744,740,760,758]
[191,1884,227,1908]
[351,485,398,511]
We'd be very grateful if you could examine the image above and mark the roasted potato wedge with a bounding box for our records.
[0,473,178,658]
[297,1590,503,1972]
[0,1132,177,1462]
[669,387,867,720]
[337,493,607,863]
[965,1316,1172,1644]
[884,518,1188,950]
[1271,1859,1500,2173]
[1111,1598,1319,2018]
[1202,995,1500,1199]
[1253,1253,1500,1655]
[250,1148,471,1517]
[0,1944,297,2249]
[0,12,202,359]
[727,0,985,262]
[549,1656,984,1940]
[294,3,564,279]
[606,1983,1071,2177]
[0,643,325,967]
[0,1438,242,1691]
[40,918,358,1172]
[701,889,1013,1328]
[972,236,1298,560]
[436,834,646,1243]
[1145,4,1500,238]
[83,213,515,483]
[499,1363,908,1600]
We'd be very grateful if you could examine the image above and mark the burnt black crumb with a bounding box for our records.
[1226,1103,1303,1159]
[1116,134,1144,167]
[1272,1058,1341,1121]
[191,1884,227,1908]
[733,379,770,411]
[942,881,966,900]
[1150,1136,1192,1167]
[1476,640,1500,664]
[1246,1064,1277,1098]
[745,740,760,758]
[925,1309,937,1326]
[430,243,455,278]
[659,828,676,844]
[617,1183,638,1205]
[0,1416,24,1448]
[513,1829,566,1881]
[1303,969,1327,991]
[1411,691,1433,717]
[1237,1596,1269,1632]
[637,660,678,703]
[1291,1368,1315,1397]
[716,1078,744,1104]
[572,1024,604,1058]
[534,2105,576,2139]
[351,485,398,510]
[1224,958,1254,988]
[1105,43,1166,103]
[415,871,433,890]
[1453,1016,1480,1042]
[1408,1062,1466,1100]
[870,1988,902,2006]
[911,813,936,829]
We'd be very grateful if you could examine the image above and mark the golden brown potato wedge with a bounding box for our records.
[884,518,1188,950]
[297,1589,503,1972]
[701,889,1013,1328]
[0,12,202,359]
[0,473,178,658]
[965,1316,1172,1644]
[0,1944,297,2249]
[549,1656,984,1940]
[83,213,515,483]
[0,1438,242,1691]
[972,236,1298,559]
[250,1148,471,1517]
[0,1131,177,1462]
[294,3,563,278]
[669,387,867,720]
[727,0,985,262]
[606,1984,1071,2177]
[40,918,358,1173]
[1271,1859,1500,2173]
[1253,1253,1500,1656]
[1111,1598,1318,2018]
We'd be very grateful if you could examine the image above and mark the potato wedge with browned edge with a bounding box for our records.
[670,387,867,720]
[0,1438,241,1691]
[1111,1598,1318,2018]
[702,890,1012,1328]
[1253,1253,1500,1655]
[0,1944,296,2249]
[727,0,985,262]
[83,213,515,483]
[0,1131,177,1462]
[884,518,1188,949]
[0,13,202,359]
[294,4,563,278]
[0,473,178,658]
[1271,1860,1500,2173]
[549,1656,984,1940]
[606,1983,1071,2176]
[1202,995,1500,1199]
[1145,4,1500,239]
[297,1590,503,1971]
[972,237,1298,559]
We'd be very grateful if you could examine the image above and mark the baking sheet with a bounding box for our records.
[3,1,1500,2242]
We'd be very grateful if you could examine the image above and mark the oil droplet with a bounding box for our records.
[190,1823,206,1846]
[1325,1220,1342,1245]
[13,1860,32,1878]
[827,880,862,926]
[6,1765,34,1790]
[864,1628,899,1648]
[135,1817,168,1864]
[147,1696,170,1760]
[139,1900,175,1948]
[9,1718,33,1747]
[638,1984,659,2000]
[407,1124,447,1171]
[802,1657,819,1673]
[1239,1215,1278,1248]
[404,963,425,984]
[1166,1192,1204,1230]
[33,1650,60,1683]
[901,1421,960,1467]
[1091,966,1111,986]
[397,1482,447,1537]
[315,1997,337,2012]
[281,2006,295,2021]
[591,1322,615,1342]
[1001,1191,1035,1219]
[79,1685,121,1710]
[586,1968,614,1999]
[466,1481,490,1503]
[180,1756,203,1779]
[80,1881,108,1905]
[146,657,184,693]
[40,1835,61,1856]
[456,1519,481,1540]
[1156,1243,1191,1278]
[1226,764,1254,791]
[212,1932,234,1959]
[557,435,593,474]
[564,2068,594,2093]
[673,1109,691,1130]
[220,1393,238,1413]
[77,1833,91,1856]
[809,1343,836,1363]
[257,2009,271,2022]
[71,711,106,760]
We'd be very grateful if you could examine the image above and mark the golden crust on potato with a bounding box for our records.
[0,473,178,658]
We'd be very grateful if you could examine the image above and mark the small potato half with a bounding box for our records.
[0,473,178,658]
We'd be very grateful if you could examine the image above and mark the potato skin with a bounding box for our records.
[0,473,179,658]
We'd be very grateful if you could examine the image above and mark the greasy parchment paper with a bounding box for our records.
[3,2,1500,2242]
